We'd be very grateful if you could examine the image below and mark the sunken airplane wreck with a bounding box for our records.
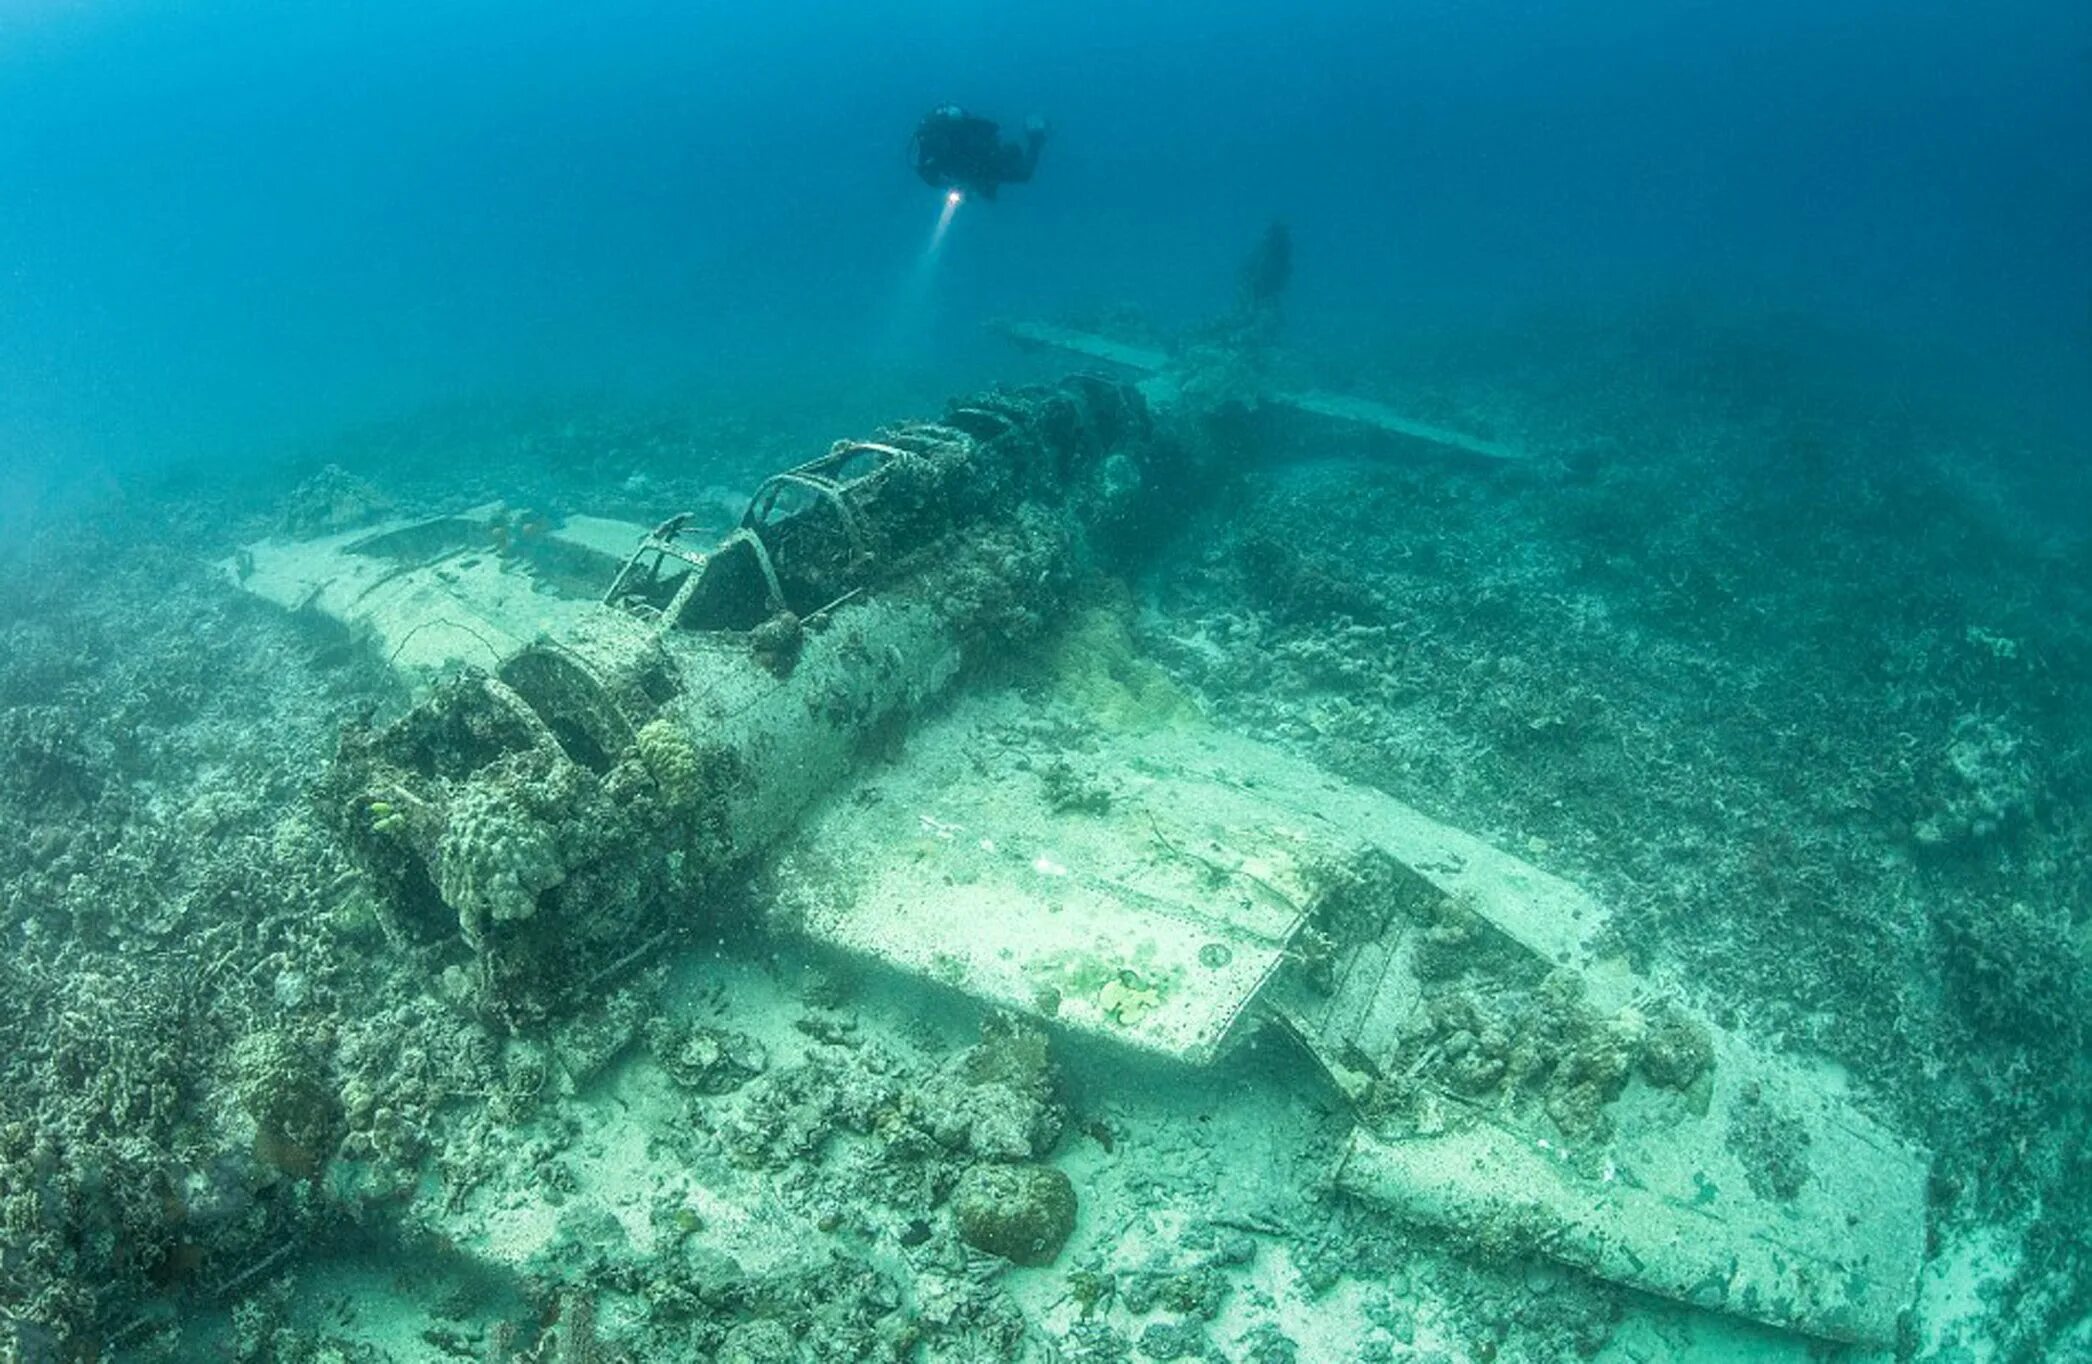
[226,298,1925,1352]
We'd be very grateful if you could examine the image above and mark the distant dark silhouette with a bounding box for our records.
[1239,220,1292,312]
[1229,219,1291,350]
[911,106,1049,200]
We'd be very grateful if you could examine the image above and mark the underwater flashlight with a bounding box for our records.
[947,189,963,206]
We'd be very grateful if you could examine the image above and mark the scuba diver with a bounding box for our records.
[910,106,1048,200]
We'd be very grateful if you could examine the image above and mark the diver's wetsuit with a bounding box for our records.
[912,107,1046,200]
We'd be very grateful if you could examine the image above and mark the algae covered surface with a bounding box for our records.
[1,306,2087,1364]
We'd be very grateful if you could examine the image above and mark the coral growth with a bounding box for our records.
[437,784,566,944]
[949,1162,1078,1266]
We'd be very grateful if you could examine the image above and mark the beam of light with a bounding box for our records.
[927,189,963,254]
[877,191,968,370]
